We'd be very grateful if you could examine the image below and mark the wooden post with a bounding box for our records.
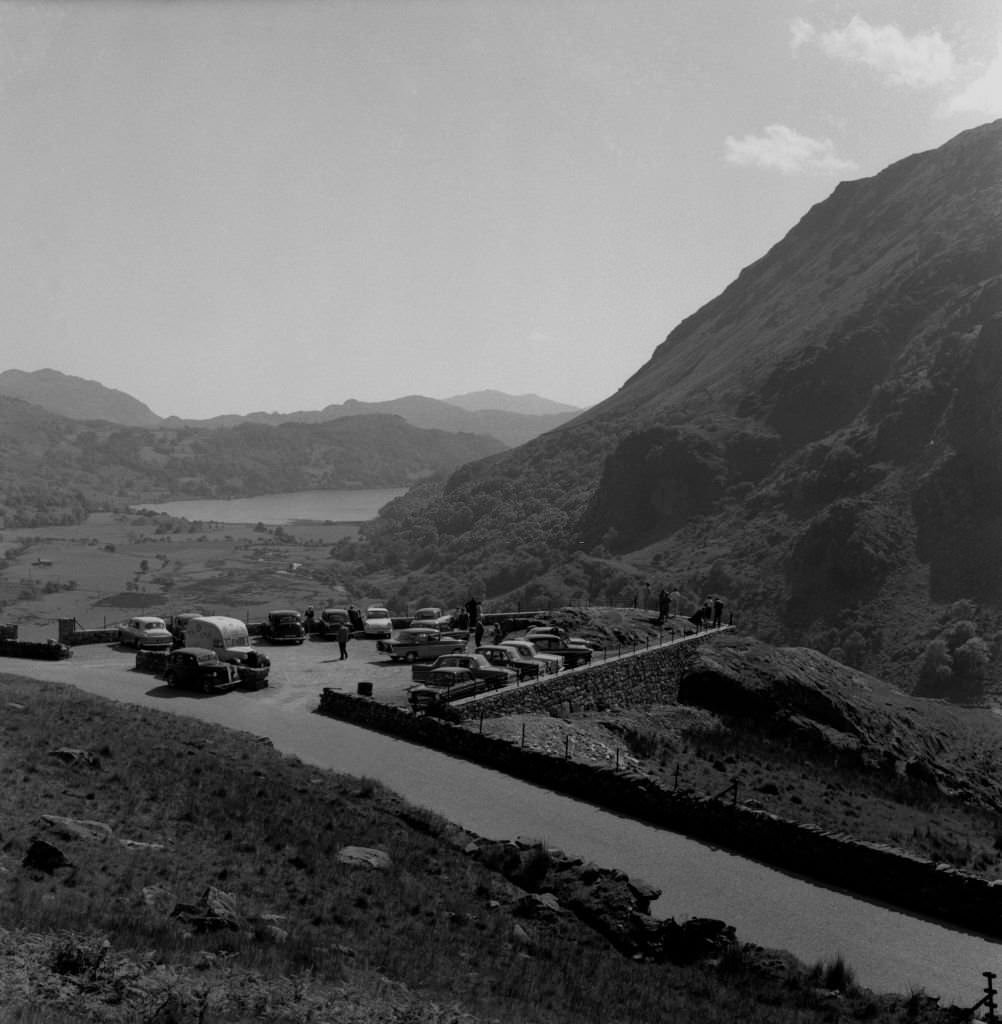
[521,723,526,749]
[615,749,620,771]
[564,735,570,760]
[674,763,680,791]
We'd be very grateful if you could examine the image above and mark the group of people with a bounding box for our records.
[652,587,726,630]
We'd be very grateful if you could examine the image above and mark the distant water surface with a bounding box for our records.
[132,488,407,525]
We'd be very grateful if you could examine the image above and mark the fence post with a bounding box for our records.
[564,735,570,760]
[674,763,680,791]
[521,723,526,749]
[615,749,620,771]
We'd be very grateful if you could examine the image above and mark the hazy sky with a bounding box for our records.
[2,1,999,419]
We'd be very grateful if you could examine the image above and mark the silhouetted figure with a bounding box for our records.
[712,597,724,629]
[338,622,350,660]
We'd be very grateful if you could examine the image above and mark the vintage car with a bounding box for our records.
[409,606,454,631]
[411,652,516,687]
[475,644,540,682]
[523,632,593,668]
[377,628,465,663]
[118,616,174,651]
[362,606,394,639]
[219,646,270,689]
[408,666,485,707]
[525,625,599,650]
[165,611,206,646]
[261,609,306,644]
[316,607,351,637]
[162,647,241,694]
[499,639,562,675]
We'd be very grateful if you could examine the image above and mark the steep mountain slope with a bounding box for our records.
[0,398,504,528]
[0,368,163,427]
[350,120,1002,690]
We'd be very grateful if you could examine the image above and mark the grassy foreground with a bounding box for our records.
[0,672,959,1023]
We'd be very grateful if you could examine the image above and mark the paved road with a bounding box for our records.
[3,640,1001,1006]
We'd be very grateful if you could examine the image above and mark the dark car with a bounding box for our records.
[162,647,241,694]
[412,652,516,688]
[316,607,351,638]
[408,667,484,708]
[524,633,593,668]
[475,644,540,682]
[261,609,306,644]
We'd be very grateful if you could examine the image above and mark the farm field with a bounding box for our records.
[0,511,361,640]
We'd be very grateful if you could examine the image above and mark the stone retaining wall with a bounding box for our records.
[317,687,1002,940]
[454,636,707,719]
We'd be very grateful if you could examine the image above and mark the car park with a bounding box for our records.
[362,606,393,639]
[261,609,306,644]
[377,628,465,663]
[118,616,174,651]
[162,647,241,694]
[475,644,540,681]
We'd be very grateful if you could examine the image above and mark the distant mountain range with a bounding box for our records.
[348,119,1002,692]
[0,369,581,448]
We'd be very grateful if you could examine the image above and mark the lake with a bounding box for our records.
[132,487,407,525]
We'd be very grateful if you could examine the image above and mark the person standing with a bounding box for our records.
[337,621,350,660]
[712,597,724,629]
[474,619,485,648]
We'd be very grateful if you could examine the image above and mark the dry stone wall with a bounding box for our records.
[457,637,707,719]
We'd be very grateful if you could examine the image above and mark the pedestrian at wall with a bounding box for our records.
[474,620,485,647]
[669,587,681,616]
[337,622,350,660]
[304,605,315,637]
[712,597,724,629]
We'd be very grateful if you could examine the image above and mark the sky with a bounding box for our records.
[1,0,1000,420]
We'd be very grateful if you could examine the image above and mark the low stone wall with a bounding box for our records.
[317,687,1002,940]
[454,637,707,719]
[135,650,169,675]
[0,624,17,641]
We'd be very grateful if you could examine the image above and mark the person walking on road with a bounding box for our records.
[337,622,350,660]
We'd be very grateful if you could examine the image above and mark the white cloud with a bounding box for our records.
[724,124,858,176]
[793,16,956,88]
[940,35,1002,117]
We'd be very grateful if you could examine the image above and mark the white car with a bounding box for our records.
[362,606,393,639]
[118,615,174,650]
[410,606,454,631]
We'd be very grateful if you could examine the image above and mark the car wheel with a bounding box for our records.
[404,651,418,663]
[164,671,175,687]
[201,677,213,695]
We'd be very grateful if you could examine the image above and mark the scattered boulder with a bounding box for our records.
[337,846,391,870]
[40,814,113,843]
[170,886,241,933]
[23,838,71,874]
[48,748,102,769]
[514,893,562,918]
[143,884,177,916]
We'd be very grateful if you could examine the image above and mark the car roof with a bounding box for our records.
[269,609,300,616]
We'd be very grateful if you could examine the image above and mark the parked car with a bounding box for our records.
[499,639,562,675]
[475,644,540,682]
[525,625,599,650]
[261,609,306,644]
[118,616,174,651]
[162,647,241,694]
[408,667,485,708]
[362,606,393,639]
[165,611,205,646]
[524,633,593,667]
[412,652,516,688]
[316,607,350,638]
[377,628,465,663]
[221,647,270,689]
[409,606,454,631]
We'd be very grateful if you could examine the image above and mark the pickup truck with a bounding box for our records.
[411,652,516,688]
[377,628,466,663]
[475,644,540,682]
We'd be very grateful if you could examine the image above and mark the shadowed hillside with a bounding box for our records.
[343,120,1002,693]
